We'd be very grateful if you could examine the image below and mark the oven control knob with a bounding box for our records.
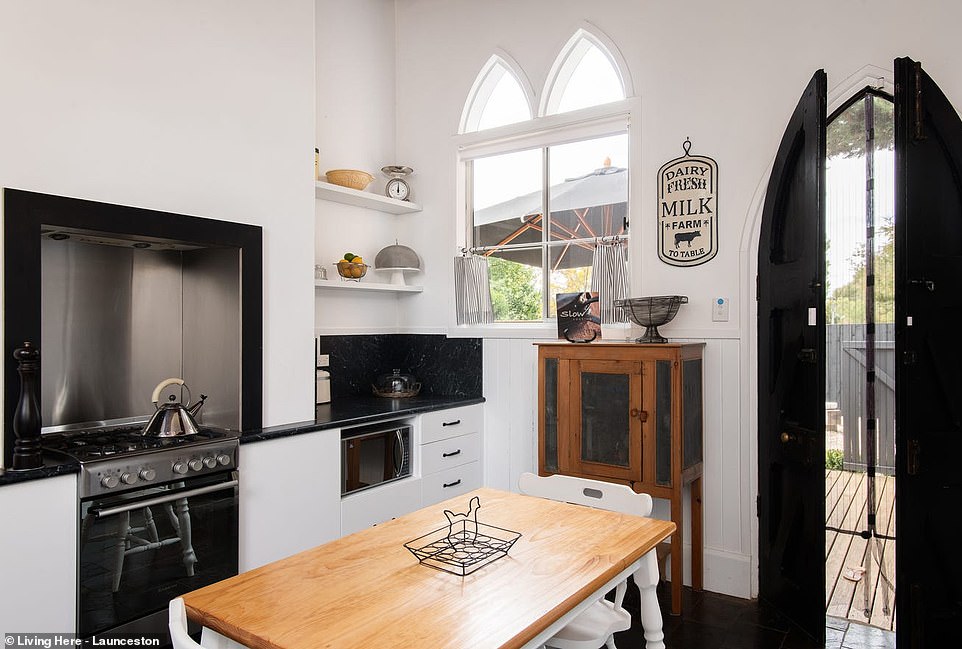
[188,459,204,472]
[101,475,119,489]
[139,468,157,482]
[173,461,189,475]
[120,472,137,485]
[203,456,217,469]
[216,454,231,466]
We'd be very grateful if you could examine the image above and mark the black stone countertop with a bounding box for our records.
[0,395,484,487]
[238,395,485,444]
[0,460,80,487]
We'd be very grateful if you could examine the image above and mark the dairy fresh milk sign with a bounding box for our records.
[657,144,718,267]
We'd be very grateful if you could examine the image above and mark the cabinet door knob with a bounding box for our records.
[630,408,649,422]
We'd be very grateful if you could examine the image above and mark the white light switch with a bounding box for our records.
[712,297,729,322]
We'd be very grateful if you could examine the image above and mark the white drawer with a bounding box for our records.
[421,461,481,506]
[420,404,483,444]
[340,477,421,536]
[421,432,480,476]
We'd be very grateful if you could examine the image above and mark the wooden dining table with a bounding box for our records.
[182,487,675,649]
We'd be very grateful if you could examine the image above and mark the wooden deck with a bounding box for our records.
[825,469,896,630]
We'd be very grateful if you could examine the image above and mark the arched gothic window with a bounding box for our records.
[460,54,532,133]
[542,30,627,116]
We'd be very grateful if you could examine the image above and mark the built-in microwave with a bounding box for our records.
[341,421,412,496]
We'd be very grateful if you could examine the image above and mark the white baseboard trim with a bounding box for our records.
[664,544,753,600]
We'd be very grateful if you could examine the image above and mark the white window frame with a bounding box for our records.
[452,100,638,336]
[541,26,634,117]
[459,50,535,134]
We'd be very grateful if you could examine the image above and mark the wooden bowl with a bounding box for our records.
[336,261,368,280]
[325,169,375,190]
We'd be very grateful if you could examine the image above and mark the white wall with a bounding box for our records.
[0,0,317,447]
[391,0,962,597]
[314,0,414,333]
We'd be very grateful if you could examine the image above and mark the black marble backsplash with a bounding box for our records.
[317,334,482,400]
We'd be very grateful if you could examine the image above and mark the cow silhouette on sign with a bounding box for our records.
[674,230,701,249]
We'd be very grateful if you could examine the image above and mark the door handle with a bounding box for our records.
[629,408,648,422]
[910,278,935,292]
[780,431,796,444]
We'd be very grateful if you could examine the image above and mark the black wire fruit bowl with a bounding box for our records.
[615,296,688,343]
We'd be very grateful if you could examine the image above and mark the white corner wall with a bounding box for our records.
[314,0,412,333]
[0,0,317,433]
[391,0,962,598]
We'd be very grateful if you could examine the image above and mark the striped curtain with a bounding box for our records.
[590,240,630,324]
[454,255,494,325]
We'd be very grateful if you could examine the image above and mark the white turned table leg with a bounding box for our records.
[634,549,666,649]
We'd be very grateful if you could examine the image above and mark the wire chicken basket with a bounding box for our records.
[615,295,688,343]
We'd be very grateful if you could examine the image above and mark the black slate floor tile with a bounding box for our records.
[612,584,896,649]
[719,621,787,649]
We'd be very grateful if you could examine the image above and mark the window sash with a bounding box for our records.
[457,104,630,161]
[463,108,630,322]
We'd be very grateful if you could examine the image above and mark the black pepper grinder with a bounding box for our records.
[12,341,43,470]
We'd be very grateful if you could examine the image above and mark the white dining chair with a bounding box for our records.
[169,598,205,649]
[518,472,665,649]
[169,598,249,649]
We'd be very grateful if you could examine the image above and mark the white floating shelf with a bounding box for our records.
[314,181,422,214]
[314,279,423,293]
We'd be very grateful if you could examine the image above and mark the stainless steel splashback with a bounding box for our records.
[40,238,240,430]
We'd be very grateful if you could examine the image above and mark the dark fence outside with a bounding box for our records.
[825,323,896,474]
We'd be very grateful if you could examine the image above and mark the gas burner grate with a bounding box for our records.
[42,426,236,463]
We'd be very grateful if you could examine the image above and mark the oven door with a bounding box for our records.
[341,427,411,495]
[77,470,238,638]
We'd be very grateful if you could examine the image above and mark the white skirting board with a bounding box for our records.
[662,543,753,600]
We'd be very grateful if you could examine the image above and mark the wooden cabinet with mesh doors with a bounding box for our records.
[535,342,704,616]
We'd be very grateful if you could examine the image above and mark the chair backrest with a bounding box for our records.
[519,472,653,517]
[169,597,204,649]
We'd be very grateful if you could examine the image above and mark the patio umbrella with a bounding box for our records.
[473,164,628,269]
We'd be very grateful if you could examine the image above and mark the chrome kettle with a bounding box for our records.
[142,377,207,437]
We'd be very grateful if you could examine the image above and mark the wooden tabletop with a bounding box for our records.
[183,487,675,649]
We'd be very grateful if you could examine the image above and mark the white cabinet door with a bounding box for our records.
[340,477,421,536]
[0,475,77,633]
[239,430,340,571]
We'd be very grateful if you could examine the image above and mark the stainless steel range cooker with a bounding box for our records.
[43,426,239,639]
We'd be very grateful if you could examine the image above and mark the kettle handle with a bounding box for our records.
[151,377,190,406]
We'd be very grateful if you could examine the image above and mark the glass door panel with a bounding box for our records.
[824,92,896,631]
[581,371,630,466]
[569,359,642,481]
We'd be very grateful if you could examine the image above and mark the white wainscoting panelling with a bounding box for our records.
[482,338,542,492]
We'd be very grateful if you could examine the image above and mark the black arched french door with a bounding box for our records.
[759,58,962,646]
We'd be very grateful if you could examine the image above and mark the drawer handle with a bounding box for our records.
[442,449,462,458]
[442,419,462,427]
[443,479,462,488]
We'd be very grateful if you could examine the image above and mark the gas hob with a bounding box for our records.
[42,425,239,498]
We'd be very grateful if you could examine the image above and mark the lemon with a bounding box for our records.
[352,256,364,265]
